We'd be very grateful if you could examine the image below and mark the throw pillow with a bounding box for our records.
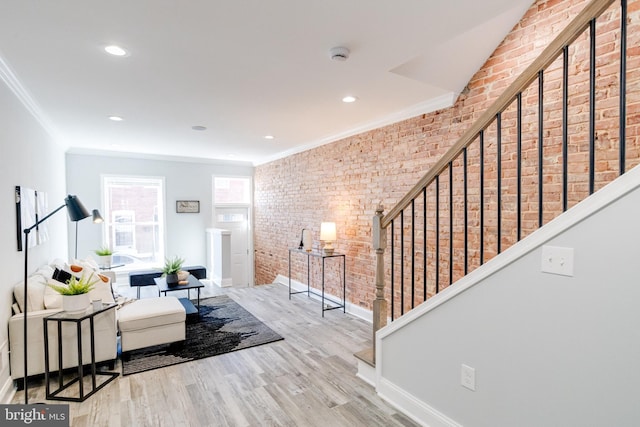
[36,264,55,280]
[52,268,73,284]
[89,274,116,304]
[13,274,47,312]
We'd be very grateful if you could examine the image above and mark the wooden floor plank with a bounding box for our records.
[11,282,418,427]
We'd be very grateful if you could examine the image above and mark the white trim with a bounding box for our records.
[0,340,15,404]
[356,360,376,387]
[378,377,462,427]
[0,377,15,405]
[255,92,458,166]
[214,276,233,288]
[274,274,373,322]
[67,147,254,167]
[0,54,60,142]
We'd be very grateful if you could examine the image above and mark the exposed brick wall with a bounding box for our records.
[255,0,640,314]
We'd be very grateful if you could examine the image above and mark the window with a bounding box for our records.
[102,176,165,268]
[213,176,251,204]
[112,210,135,250]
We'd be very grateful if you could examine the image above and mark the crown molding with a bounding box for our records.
[254,92,458,166]
[0,53,60,142]
[66,147,254,167]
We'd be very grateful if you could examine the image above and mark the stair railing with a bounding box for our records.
[371,0,630,360]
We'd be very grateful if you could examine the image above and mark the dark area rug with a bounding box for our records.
[121,294,284,376]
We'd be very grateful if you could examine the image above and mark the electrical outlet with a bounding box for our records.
[461,364,476,391]
[541,245,574,276]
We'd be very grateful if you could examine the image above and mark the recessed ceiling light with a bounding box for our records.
[104,45,127,56]
[228,154,236,158]
[342,95,358,103]
[109,115,123,121]
[192,125,207,131]
[264,135,275,140]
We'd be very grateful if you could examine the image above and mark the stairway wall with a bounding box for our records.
[377,165,640,427]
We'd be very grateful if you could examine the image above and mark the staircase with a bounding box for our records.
[358,0,640,424]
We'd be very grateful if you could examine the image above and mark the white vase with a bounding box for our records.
[302,229,312,252]
[63,294,90,314]
[98,255,112,269]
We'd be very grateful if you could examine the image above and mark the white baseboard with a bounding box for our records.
[274,274,372,322]
[214,275,233,287]
[0,340,15,404]
[377,377,461,427]
[0,376,15,404]
[356,359,376,387]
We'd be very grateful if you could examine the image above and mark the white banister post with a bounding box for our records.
[372,205,387,363]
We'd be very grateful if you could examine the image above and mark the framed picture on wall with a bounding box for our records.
[176,200,200,213]
[15,185,48,251]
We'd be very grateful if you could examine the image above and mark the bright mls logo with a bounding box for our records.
[1,405,69,426]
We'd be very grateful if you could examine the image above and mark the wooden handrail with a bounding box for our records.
[381,0,616,229]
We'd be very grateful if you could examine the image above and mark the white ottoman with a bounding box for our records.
[118,297,186,352]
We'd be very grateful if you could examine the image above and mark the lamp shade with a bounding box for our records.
[320,222,337,241]
[92,209,104,223]
[64,195,90,222]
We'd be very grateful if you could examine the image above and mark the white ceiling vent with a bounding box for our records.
[329,46,350,61]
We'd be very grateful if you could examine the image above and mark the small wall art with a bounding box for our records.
[176,200,200,213]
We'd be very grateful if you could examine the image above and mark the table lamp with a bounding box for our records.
[320,222,336,255]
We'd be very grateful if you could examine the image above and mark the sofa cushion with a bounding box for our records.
[14,274,47,312]
[118,297,185,332]
[36,264,55,279]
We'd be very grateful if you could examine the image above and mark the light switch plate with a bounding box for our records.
[461,364,476,391]
[541,245,574,277]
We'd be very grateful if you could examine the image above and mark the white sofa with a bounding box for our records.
[9,260,117,381]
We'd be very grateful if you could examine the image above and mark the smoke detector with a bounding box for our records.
[329,46,350,61]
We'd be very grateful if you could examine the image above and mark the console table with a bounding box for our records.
[288,248,346,317]
[129,265,206,298]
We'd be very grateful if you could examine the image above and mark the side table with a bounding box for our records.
[288,248,346,317]
[43,303,119,402]
[154,275,204,316]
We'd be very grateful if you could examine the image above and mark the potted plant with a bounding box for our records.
[48,273,98,313]
[94,246,114,269]
[162,255,185,285]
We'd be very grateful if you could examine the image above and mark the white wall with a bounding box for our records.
[0,82,67,399]
[66,153,253,268]
[377,166,640,426]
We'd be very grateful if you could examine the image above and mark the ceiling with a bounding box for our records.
[0,0,533,165]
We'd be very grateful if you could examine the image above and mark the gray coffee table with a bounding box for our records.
[154,275,204,315]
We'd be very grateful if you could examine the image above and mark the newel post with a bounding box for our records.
[372,205,387,362]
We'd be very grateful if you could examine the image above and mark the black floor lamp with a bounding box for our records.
[72,208,104,259]
[22,194,90,404]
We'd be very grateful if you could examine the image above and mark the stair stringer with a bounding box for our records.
[375,164,640,427]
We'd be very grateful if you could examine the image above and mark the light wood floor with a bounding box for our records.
[12,281,418,427]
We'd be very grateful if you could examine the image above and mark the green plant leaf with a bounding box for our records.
[94,245,113,256]
[48,272,98,295]
[162,255,185,275]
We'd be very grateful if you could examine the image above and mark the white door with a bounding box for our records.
[214,207,249,286]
